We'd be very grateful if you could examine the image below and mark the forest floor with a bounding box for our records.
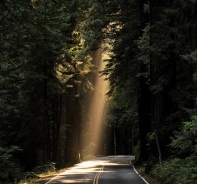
[133,163,157,184]
[18,168,69,184]
[138,173,156,184]
[35,168,69,184]
[34,172,59,184]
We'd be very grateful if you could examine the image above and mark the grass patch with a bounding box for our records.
[16,168,69,184]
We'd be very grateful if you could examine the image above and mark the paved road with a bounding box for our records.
[46,155,148,184]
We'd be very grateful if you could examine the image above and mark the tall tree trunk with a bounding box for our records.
[43,55,50,162]
[138,64,151,162]
[149,0,164,164]
[64,80,80,165]
[137,0,152,163]
[52,95,61,163]
[149,0,178,163]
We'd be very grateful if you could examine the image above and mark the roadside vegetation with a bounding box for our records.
[9,162,67,184]
[151,116,197,184]
[135,116,197,184]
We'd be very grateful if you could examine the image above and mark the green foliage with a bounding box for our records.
[0,0,90,174]
[152,156,197,184]
[106,86,138,127]
[152,116,197,184]
[32,162,56,174]
[80,0,110,51]
[170,116,197,156]
[0,146,23,182]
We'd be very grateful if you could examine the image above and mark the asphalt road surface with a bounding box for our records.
[46,155,148,184]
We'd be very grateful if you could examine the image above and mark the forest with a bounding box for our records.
[0,0,197,183]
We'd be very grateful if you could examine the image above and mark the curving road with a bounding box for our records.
[46,155,148,184]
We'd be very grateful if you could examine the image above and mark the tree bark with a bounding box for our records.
[64,80,80,165]
[149,0,163,163]
[136,0,152,163]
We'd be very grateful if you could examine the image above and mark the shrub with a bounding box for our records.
[32,162,56,174]
[152,156,197,184]
[0,146,23,182]
[151,116,197,184]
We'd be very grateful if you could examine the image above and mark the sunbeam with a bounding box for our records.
[81,48,109,158]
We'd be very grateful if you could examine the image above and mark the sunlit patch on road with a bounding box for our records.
[46,156,147,184]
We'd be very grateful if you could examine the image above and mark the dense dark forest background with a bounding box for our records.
[0,0,197,183]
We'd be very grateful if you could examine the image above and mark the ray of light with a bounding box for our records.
[81,48,109,157]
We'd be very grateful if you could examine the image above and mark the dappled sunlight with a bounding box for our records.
[46,160,100,183]
[46,160,107,183]
[47,178,92,183]
[46,156,136,183]
[63,161,105,174]
[59,155,134,175]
